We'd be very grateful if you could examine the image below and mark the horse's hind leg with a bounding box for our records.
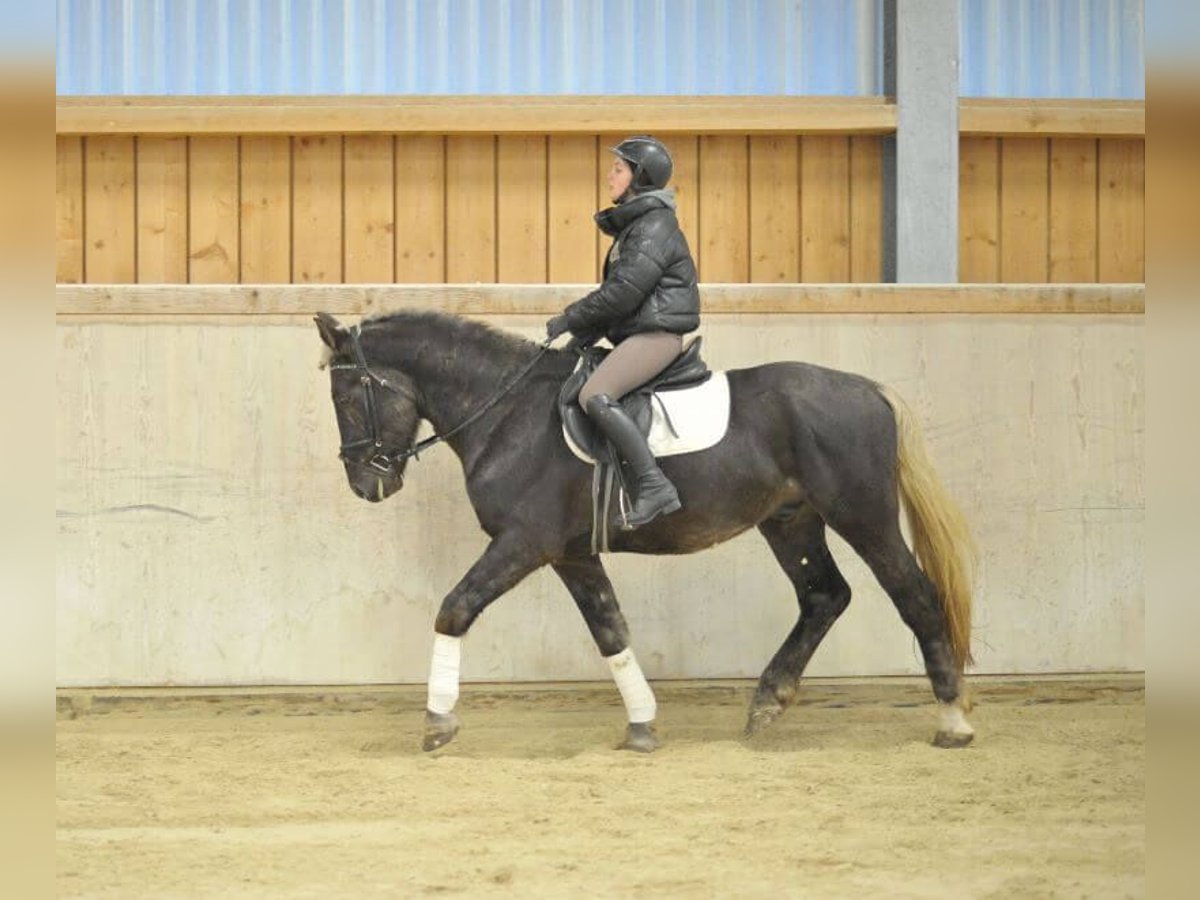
[745,506,851,737]
[847,527,974,748]
[553,556,659,753]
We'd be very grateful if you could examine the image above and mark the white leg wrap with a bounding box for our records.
[427,634,462,715]
[939,701,974,736]
[606,648,657,724]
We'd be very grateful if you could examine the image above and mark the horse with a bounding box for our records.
[314,310,978,753]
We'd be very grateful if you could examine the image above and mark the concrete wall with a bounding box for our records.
[56,313,1143,686]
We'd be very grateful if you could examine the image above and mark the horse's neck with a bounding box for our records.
[368,321,545,457]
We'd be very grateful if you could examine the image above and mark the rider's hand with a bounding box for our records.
[545,315,570,341]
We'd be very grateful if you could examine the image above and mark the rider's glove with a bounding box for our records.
[545,315,570,341]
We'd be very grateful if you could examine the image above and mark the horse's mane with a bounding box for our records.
[317,310,570,378]
[365,310,541,360]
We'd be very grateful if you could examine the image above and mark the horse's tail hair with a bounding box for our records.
[877,384,978,673]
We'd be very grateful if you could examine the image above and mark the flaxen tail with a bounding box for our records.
[877,385,978,673]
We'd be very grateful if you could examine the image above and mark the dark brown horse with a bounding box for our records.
[315,310,977,753]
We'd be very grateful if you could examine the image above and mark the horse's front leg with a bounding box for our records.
[423,533,544,751]
[553,557,660,753]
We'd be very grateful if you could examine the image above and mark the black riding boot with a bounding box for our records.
[584,394,682,528]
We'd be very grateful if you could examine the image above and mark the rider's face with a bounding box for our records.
[607,157,633,203]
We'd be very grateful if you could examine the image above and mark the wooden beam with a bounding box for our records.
[57,95,898,136]
[59,96,1145,139]
[959,99,1144,137]
[57,283,1144,318]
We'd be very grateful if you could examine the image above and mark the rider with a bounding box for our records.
[545,136,700,529]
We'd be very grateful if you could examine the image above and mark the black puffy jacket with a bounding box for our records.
[562,189,700,345]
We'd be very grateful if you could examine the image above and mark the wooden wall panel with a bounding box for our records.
[188,136,239,283]
[1049,138,1098,282]
[344,135,394,283]
[240,136,291,283]
[84,136,136,283]
[595,133,624,276]
[999,138,1049,282]
[56,136,84,283]
[445,136,496,283]
[1097,139,1145,282]
[547,135,597,283]
[497,135,547,283]
[395,135,445,283]
[959,137,1001,282]
[669,135,700,260]
[749,136,799,282]
[849,135,883,283]
[961,136,1142,284]
[292,135,343,283]
[800,136,851,282]
[136,137,188,283]
[55,128,1140,288]
[698,136,749,281]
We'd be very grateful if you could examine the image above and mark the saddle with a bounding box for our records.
[558,339,725,552]
[558,338,712,462]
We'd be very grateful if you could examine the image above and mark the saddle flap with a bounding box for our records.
[560,372,651,464]
[558,338,709,463]
[558,352,608,461]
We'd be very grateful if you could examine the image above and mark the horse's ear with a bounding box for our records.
[314,312,349,353]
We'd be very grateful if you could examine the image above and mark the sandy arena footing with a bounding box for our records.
[57,676,1144,898]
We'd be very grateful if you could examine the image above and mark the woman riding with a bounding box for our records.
[545,135,700,529]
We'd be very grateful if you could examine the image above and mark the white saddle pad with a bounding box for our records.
[564,372,731,463]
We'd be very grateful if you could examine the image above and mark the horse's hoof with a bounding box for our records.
[932,729,975,749]
[743,704,783,738]
[618,722,659,753]
[422,710,459,752]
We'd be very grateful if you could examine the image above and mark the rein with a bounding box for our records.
[330,324,554,475]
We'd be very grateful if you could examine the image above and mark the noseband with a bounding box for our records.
[328,324,552,480]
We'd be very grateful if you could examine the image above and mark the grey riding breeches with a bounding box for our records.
[578,331,684,408]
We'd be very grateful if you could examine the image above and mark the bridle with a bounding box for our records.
[328,325,410,476]
[328,324,553,479]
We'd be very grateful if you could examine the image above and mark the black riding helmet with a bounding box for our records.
[611,136,673,192]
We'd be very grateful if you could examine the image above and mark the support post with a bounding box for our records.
[882,0,960,282]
